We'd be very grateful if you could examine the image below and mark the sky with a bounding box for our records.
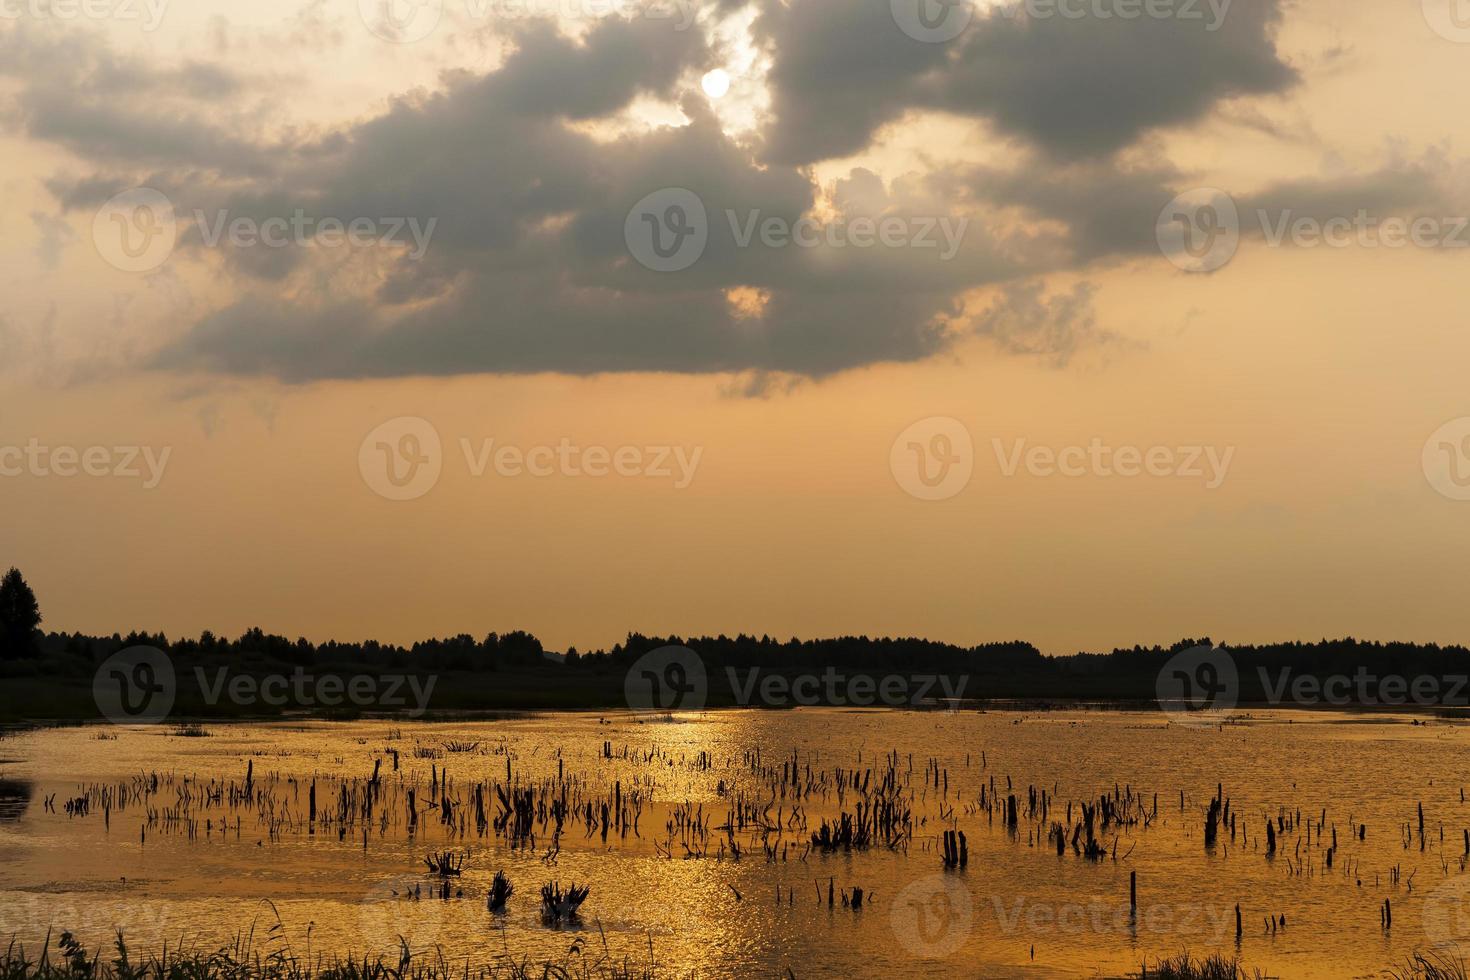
[2,0,1469,654]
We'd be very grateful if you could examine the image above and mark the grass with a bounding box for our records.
[1,928,661,980]
[1139,953,1265,980]
[1389,950,1470,980]
[539,882,591,924]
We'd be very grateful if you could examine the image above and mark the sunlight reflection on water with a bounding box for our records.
[0,709,1467,977]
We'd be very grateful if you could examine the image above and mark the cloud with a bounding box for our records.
[8,3,1407,388]
[1237,165,1442,222]
[972,280,1127,365]
[962,153,1183,262]
[755,0,1297,164]
[959,152,1454,268]
[29,211,74,269]
[0,24,280,176]
[122,26,1031,382]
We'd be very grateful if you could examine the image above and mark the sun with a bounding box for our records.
[701,68,731,99]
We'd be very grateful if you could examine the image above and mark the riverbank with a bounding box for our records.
[7,667,1470,725]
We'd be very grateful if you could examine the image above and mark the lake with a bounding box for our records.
[1,709,1467,977]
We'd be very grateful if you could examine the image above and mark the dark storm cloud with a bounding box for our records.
[8,5,1402,385]
[1235,166,1441,222]
[963,156,1184,260]
[0,26,279,176]
[756,0,1297,164]
[489,17,711,118]
[959,156,1447,270]
[11,12,1026,382]
[152,101,1011,379]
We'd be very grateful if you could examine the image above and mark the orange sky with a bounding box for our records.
[3,0,1469,653]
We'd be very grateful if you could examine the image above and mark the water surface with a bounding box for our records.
[1,709,1466,977]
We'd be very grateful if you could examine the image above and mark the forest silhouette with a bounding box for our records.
[4,566,1469,719]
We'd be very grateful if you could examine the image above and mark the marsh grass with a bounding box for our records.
[486,871,513,914]
[1,929,660,980]
[1139,953,1267,980]
[1389,950,1470,980]
[442,741,481,754]
[539,882,591,924]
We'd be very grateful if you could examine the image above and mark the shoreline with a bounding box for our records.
[6,694,1470,727]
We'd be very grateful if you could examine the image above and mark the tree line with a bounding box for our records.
[6,567,1470,695]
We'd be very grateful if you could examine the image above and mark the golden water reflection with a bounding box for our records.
[0,709,1467,977]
